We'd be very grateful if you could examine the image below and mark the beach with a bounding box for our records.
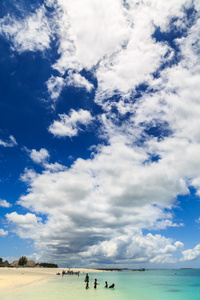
[0,267,103,295]
[1,268,200,300]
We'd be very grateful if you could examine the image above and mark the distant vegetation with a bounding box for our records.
[0,258,9,267]
[39,262,58,268]
[18,256,28,266]
[0,257,58,268]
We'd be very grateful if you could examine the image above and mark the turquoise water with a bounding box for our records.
[1,269,200,300]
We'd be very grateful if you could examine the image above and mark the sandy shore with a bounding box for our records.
[0,267,103,294]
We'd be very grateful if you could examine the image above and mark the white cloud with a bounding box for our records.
[46,73,93,100]
[20,168,38,184]
[132,0,192,32]
[1,0,200,266]
[45,0,56,7]
[0,0,194,102]
[181,244,200,261]
[52,0,129,74]
[190,177,200,197]
[6,212,42,230]
[0,199,12,208]
[0,6,52,53]
[0,135,17,147]
[43,162,67,172]
[46,76,65,100]
[176,18,200,70]
[0,229,8,237]
[13,139,188,264]
[49,109,93,137]
[30,148,50,164]
[51,0,192,101]
[80,233,183,265]
[66,71,94,92]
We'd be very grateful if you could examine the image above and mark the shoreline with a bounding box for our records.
[0,267,103,294]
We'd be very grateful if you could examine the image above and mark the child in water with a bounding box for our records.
[94,279,100,288]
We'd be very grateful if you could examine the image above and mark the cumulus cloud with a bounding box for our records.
[181,244,200,261]
[0,229,8,237]
[66,71,94,92]
[0,0,194,102]
[20,168,38,184]
[0,135,17,147]
[30,148,50,164]
[52,0,129,74]
[1,0,200,266]
[14,139,188,264]
[49,109,93,137]
[0,199,12,208]
[80,234,184,265]
[6,212,42,230]
[51,0,193,101]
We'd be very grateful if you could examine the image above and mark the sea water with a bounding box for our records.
[1,269,200,300]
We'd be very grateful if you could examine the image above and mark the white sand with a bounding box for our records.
[0,267,103,294]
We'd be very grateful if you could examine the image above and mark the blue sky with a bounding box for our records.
[0,0,200,268]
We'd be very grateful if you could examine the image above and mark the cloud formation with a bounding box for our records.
[49,109,93,137]
[0,6,51,53]
[80,234,184,265]
[0,229,8,237]
[15,141,187,265]
[0,0,200,266]
[46,76,65,101]
[6,212,42,229]
[30,148,50,164]
[181,244,200,262]
[0,135,17,147]
[66,71,94,92]
[0,199,12,208]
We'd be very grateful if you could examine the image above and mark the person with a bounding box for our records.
[86,281,89,289]
[85,274,89,282]
[109,283,115,288]
[85,273,89,289]
[94,279,100,288]
[105,281,108,288]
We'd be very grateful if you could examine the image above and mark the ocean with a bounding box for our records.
[1,269,200,300]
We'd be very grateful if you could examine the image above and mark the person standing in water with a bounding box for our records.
[85,274,89,289]
[86,281,89,289]
[94,279,100,288]
[105,281,108,288]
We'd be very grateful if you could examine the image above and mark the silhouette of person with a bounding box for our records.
[85,274,89,289]
[94,279,100,288]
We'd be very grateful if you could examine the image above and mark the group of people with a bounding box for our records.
[85,274,115,289]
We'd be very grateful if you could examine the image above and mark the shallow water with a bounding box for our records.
[1,269,200,300]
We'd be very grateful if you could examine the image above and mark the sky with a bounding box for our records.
[0,0,200,269]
